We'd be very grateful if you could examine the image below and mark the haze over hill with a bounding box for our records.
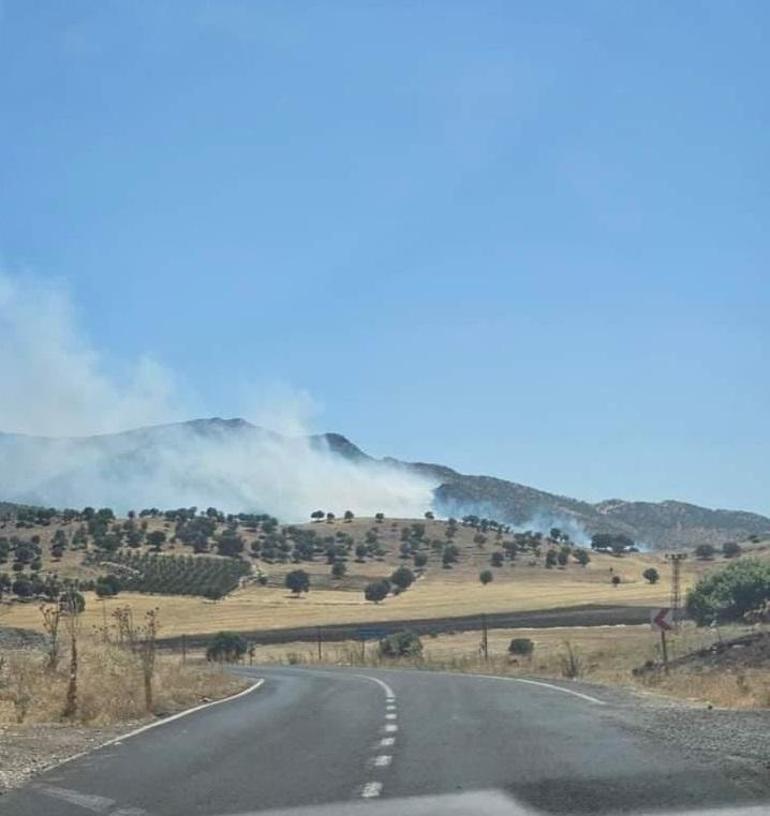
[1,417,768,549]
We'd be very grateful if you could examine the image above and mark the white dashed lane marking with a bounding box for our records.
[352,674,399,800]
[361,781,383,799]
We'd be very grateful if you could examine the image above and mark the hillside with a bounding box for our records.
[3,501,768,641]
[1,418,769,548]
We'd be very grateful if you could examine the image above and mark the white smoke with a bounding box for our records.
[0,274,436,519]
[0,274,180,436]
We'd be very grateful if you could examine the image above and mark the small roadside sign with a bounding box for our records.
[651,608,674,632]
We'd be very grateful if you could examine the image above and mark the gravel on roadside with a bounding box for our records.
[0,722,133,795]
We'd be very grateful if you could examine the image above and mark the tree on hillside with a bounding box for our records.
[390,566,415,590]
[490,552,504,568]
[642,567,660,584]
[95,574,122,597]
[285,569,310,595]
[147,530,166,552]
[355,543,367,562]
[557,550,569,567]
[375,513,385,523]
[611,575,621,587]
[326,512,335,523]
[344,510,354,522]
[695,543,716,561]
[364,580,389,603]
[424,511,435,520]
[574,549,590,567]
[479,569,493,585]
[722,541,742,559]
[216,531,244,558]
[545,550,558,569]
[311,510,325,522]
[591,533,634,554]
[331,560,347,579]
[413,552,427,568]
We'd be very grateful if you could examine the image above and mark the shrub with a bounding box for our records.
[490,552,503,567]
[364,580,389,603]
[611,575,621,586]
[378,630,422,659]
[413,552,427,568]
[206,631,247,662]
[642,567,660,584]
[559,642,583,678]
[508,638,534,657]
[686,559,770,625]
[331,561,347,579]
[479,569,493,585]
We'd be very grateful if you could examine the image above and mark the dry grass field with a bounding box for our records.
[3,512,767,638]
[248,621,770,709]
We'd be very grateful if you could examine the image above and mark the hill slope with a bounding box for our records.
[1,418,769,548]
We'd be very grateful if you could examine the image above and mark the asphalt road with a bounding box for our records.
[3,666,769,816]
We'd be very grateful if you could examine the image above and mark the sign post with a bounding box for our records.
[651,608,674,673]
[356,627,388,664]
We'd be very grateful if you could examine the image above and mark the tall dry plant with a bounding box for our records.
[39,603,62,672]
[136,608,160,712]
[111,605,137,651]
[61,595,82,719]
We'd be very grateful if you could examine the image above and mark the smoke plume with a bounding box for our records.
[0,274,435,519]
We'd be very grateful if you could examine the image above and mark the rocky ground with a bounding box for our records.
[0,722,129,794]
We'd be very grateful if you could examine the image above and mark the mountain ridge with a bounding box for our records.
[1,417,768,549]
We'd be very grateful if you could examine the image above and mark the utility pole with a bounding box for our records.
[660,628,669,674]
[666,553,687,629]
[481,614,489,662]
[181,634,187,665]
[316,626,323,662]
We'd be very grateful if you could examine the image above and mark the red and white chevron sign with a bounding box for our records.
[650,608,674,632]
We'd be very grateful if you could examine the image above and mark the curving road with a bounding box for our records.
[2,666,769,816]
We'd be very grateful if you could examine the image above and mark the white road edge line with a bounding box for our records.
[497,676,606,705]
[383,724,398,733]
[379,736,395,747]
[300,666,604,706]
[30,784,115,813]
[356,667,605,705]
[100,678,266,749]
[38,678,266,776]
[360,781,383,799]
[353,673,396,699]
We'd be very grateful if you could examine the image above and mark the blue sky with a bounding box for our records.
[1,1,768,513]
